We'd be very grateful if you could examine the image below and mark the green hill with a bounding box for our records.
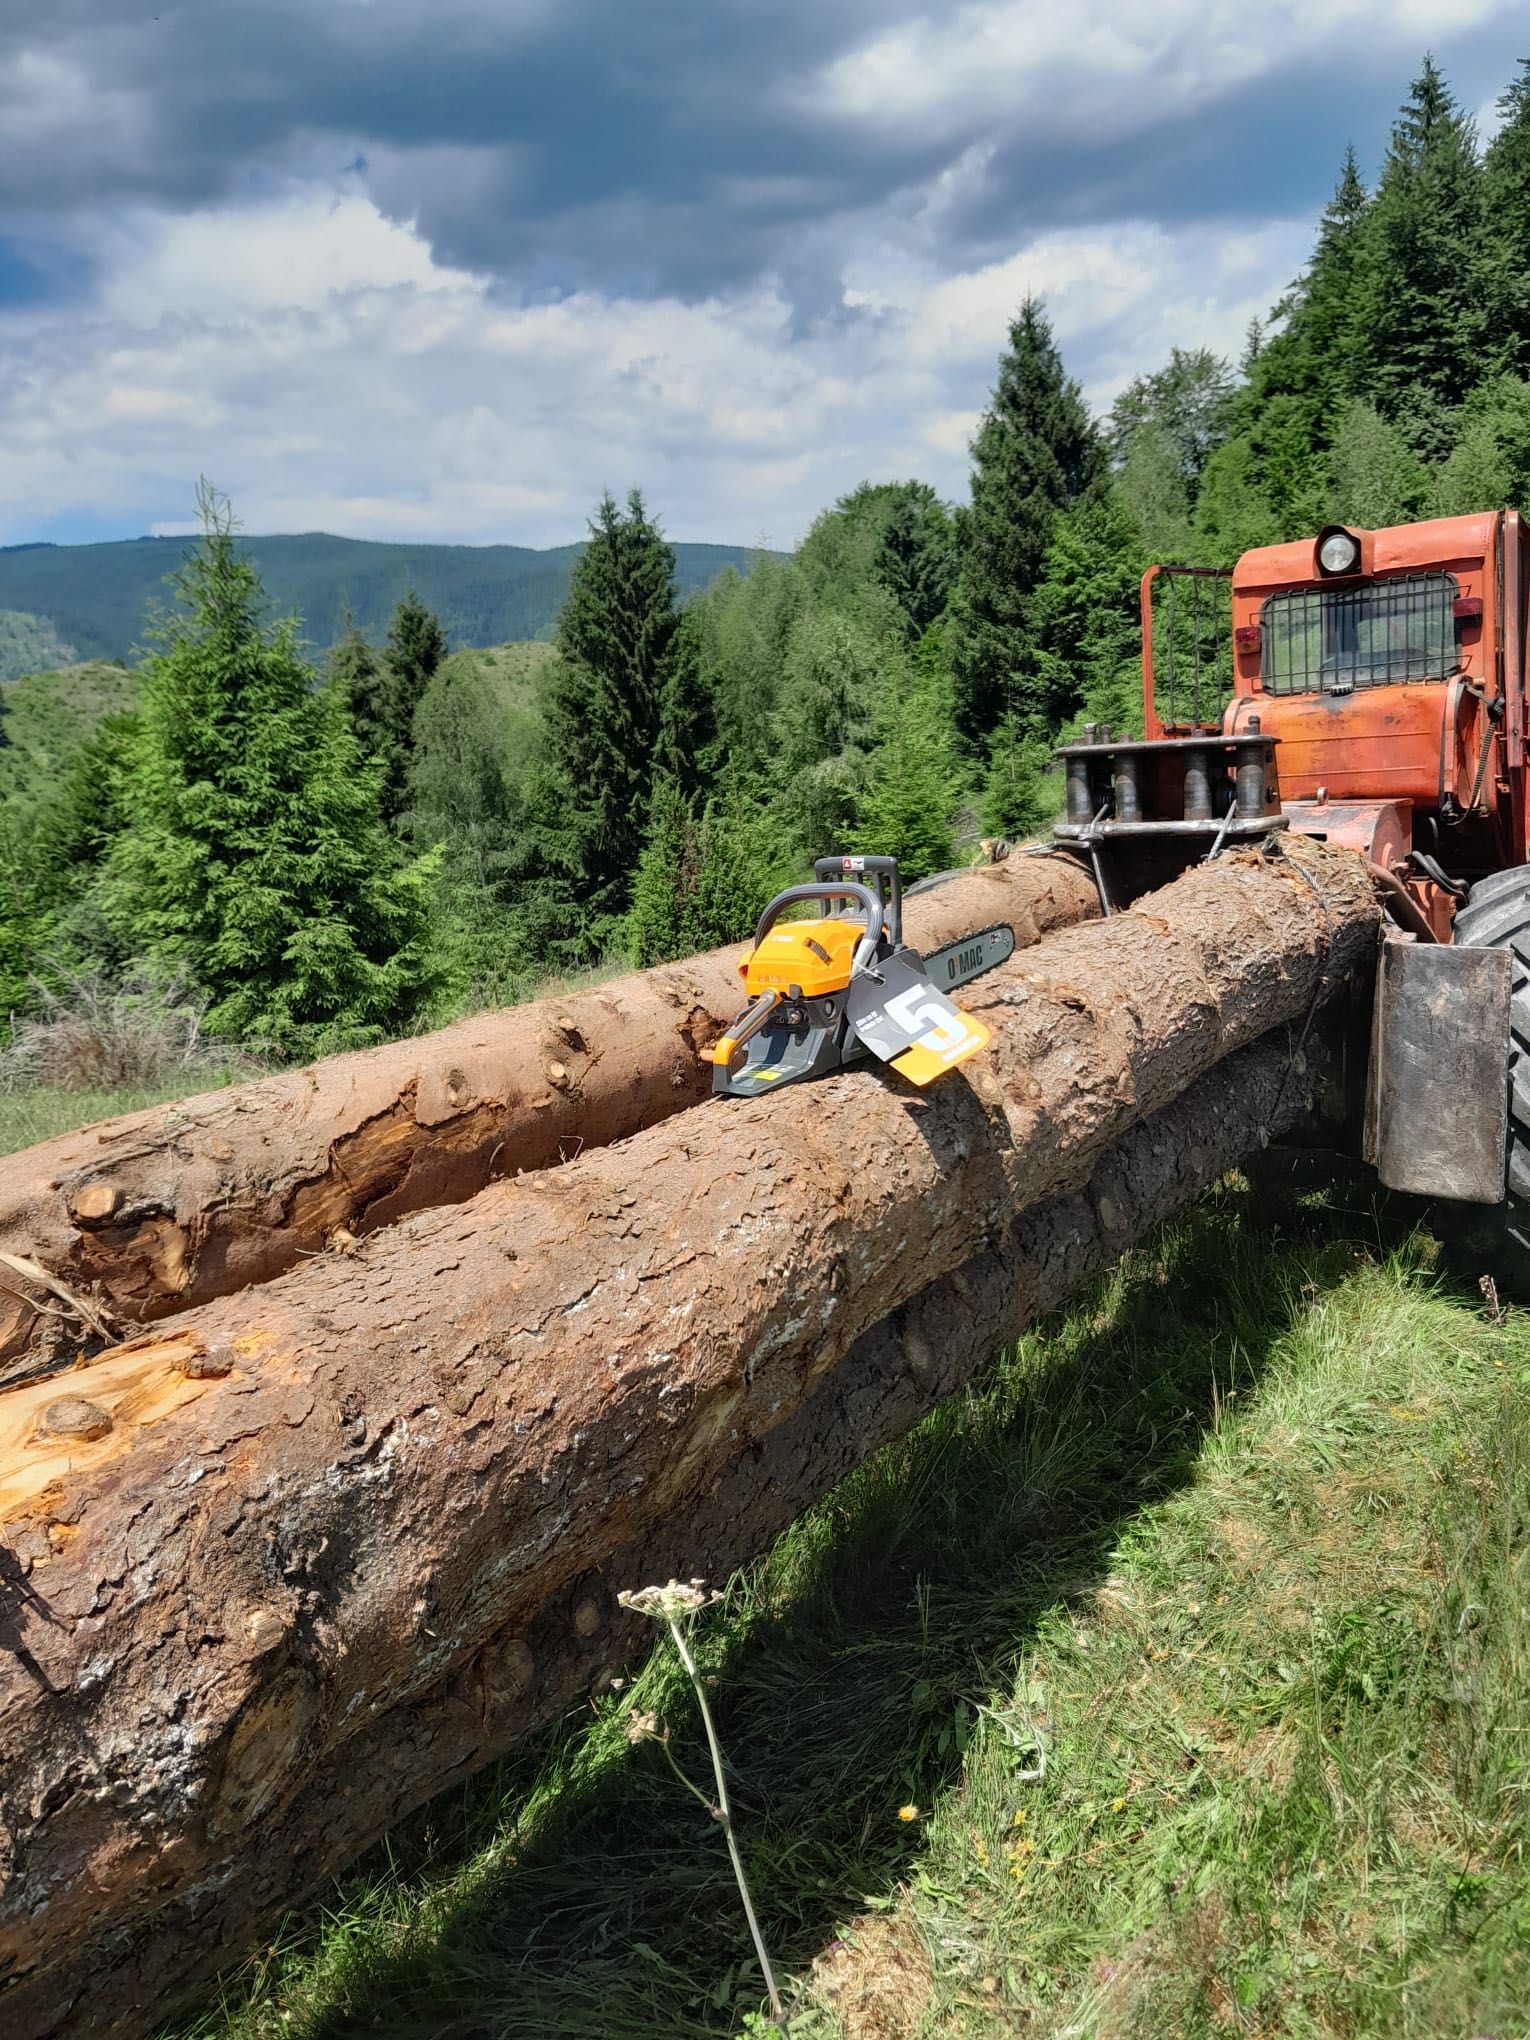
[0,608,78,683]
[0,533,772,666]
[0,661,141,808]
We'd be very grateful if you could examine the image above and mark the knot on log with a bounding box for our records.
[176,1341,236,1381]
[68,1179,120,1223]
[245,1608,290,1655]
[40,1396,113,1442]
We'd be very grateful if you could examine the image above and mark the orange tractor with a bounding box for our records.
[1053,510,1530,1233]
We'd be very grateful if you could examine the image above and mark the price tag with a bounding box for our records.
[845,953,990,1086]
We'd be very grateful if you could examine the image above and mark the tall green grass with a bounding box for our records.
[172,1180,1530,2039]
[0,1083,223,1155]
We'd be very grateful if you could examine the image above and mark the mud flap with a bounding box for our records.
[1367,938,1510,1203]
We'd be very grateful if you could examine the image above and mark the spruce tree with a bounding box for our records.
[328,612,381,727]
[1483,60,1530,376]
[654,607,719,805]
[1027,496,1146,732]
[368,593,448,821]
[1324,400,1428,527]
[856,627,959,882]
[872,482,958,637]
[1251,147,1372,449]
[626,777,700,967]
[981,715,1059,840]
[949,297,1104,751]
[1360,58,1486,453]
[104,486,431,1053]
[540,489,679,949]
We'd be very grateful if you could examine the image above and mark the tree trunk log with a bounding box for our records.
[0,838,1377,2037]
[0,855,1098,1379]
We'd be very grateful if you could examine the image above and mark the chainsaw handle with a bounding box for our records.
[753,882,886,975]
[814,855,903,947]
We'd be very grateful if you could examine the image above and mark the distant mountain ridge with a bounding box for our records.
[0,531,773,672]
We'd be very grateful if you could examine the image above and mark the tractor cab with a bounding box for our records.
[1055,510,1526,937]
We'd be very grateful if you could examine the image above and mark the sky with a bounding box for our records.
[0,2,1524,552]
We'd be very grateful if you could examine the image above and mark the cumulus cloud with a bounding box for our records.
[0,0,1524,543]
[0,188,1310,547]
[0,0,1521,297]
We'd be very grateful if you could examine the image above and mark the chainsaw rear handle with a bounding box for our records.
[814,855,903,948]
[753,881,886,976]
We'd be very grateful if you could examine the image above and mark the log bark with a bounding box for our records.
[0,838,1377,2037]
[0,855,1097,1378]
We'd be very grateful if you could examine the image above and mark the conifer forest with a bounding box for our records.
[2,56,1528,1062]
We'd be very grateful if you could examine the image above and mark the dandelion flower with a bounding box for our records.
[898,1803,920,1823]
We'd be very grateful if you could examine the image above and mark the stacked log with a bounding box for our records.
[0,854,1097,1378]
[0,836,1378,2036]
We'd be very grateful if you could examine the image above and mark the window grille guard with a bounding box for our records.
[1150,566,1234,729]
[1260,573,1458,696]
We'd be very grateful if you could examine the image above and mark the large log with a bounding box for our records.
[0,838,1377,2037]
[0,856,1097,1378]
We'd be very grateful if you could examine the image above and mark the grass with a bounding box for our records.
[163,1177,1529,2040]
[0,1082,234,1154]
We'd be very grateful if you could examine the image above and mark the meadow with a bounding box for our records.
[126,1169,1528,2040]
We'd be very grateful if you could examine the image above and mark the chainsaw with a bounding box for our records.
[711,854,1014,1098]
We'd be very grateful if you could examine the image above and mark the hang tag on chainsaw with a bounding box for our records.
[845,952,990,1087]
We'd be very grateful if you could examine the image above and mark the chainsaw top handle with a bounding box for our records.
[752,880,886,977]
[814,854,903,949]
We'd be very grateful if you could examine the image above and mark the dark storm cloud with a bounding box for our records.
[0,0,1524,309]
[0,0,926,299]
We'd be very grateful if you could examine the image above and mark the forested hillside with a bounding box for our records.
[0,609,76,684]
[0,533,768,669]
[2,54,1527,1067]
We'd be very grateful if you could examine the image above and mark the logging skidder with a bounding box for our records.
[0,839,1376,2039]
[1050,508,1530,1261]
[0,853,1097,1378]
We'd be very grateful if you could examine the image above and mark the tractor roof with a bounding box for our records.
[1232,510,1499,594]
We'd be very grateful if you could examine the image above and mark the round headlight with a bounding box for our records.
[1318,529,1360,575]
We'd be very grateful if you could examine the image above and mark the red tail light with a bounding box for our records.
[1453,595,1483,620]
[1234,624,1261,652]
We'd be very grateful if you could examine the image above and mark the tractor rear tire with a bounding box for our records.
[1452,873,1530,1279]
[1463,865,1530,914]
